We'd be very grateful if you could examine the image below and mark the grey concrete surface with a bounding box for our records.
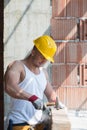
[68,110,87,130]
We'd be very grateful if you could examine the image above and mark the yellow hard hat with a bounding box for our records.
[33,35,57,62]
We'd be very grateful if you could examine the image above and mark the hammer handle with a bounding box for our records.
[46,102,55,106]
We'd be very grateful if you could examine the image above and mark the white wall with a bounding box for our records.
[4,0,52,70]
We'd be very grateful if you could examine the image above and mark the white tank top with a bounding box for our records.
[7,64,47,125]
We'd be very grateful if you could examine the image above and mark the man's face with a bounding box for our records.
[31,48,47,67]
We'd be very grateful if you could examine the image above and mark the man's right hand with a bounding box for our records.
[28,95,43,110]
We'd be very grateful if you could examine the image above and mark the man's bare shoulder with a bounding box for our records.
[6,60,23,73]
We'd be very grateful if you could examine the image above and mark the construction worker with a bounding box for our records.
[4,35,64,130]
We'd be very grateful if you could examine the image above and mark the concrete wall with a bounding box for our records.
[4,0,52,70]
[4,0,52,128]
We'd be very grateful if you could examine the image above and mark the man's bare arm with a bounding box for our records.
[43,69,57,102]
[4,61,32,100]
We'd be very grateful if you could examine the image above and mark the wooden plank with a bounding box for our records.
[51,108,71,130]
[0,0,4,129]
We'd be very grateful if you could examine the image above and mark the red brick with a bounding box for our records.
[65,43,78,63]
[66,0,79,17]
[52,65,58,86]
[79,43,87,63]
[52,0,67,17]
[80,19,87,41]
[84,65,87,85]
[51,18,77,40]
[54,42,87,63]
[52,0,87,17]
[80,64,87,86]
[66,64,78,86]
[66,0,87,17]
[83,0,87,17]
[54,42,66,63]
[52,64,67,87]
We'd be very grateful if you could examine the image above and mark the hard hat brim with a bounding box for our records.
[36,46,54,63]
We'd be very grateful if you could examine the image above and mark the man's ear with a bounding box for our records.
[31,49,35,56]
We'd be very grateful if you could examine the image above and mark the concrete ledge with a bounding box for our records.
[51,108,71,130]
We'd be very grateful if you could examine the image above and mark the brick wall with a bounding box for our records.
[51,0,87,110]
